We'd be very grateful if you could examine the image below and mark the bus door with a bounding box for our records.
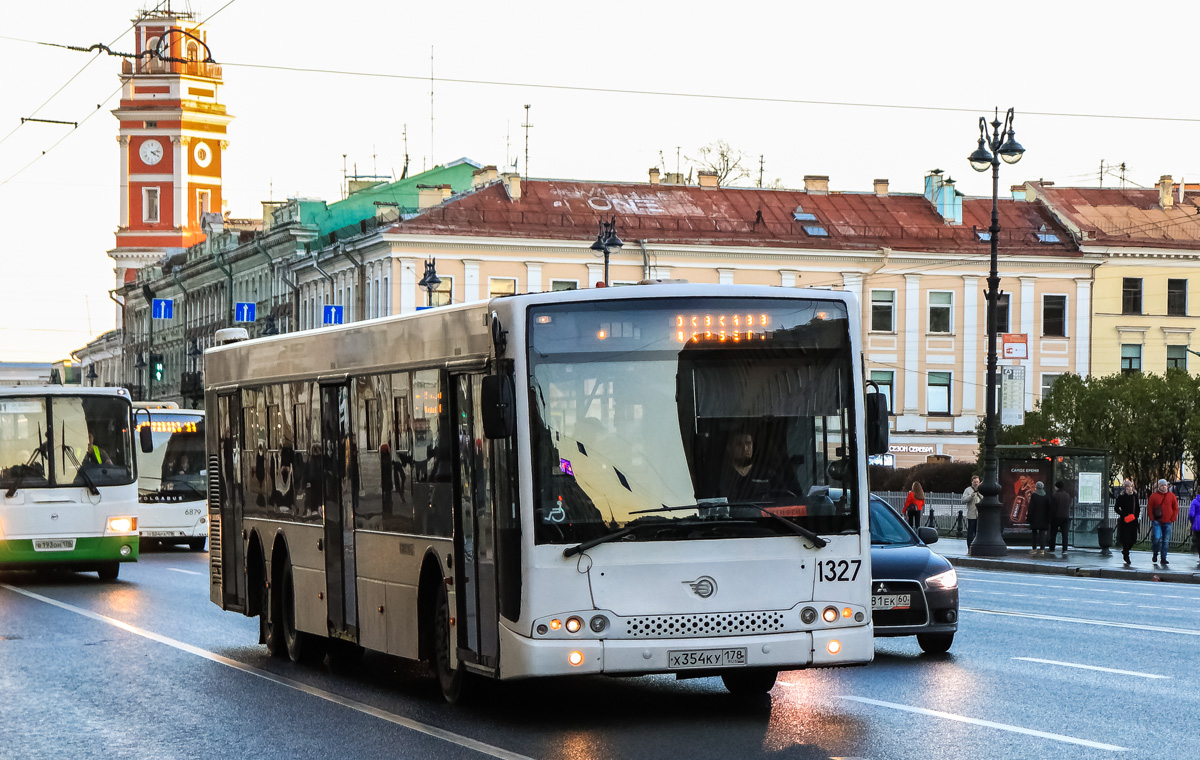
[319,382,359,639]
[451,373,499,670]
[214,392,246,610]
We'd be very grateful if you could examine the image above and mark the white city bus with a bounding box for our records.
[0,386,140,580]
[205,283,887,699]
[136,406,208,550]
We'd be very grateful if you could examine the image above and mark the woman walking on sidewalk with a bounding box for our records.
[904,482,925,530]
[1114,479,1140,565]
[1189,491,1200,566]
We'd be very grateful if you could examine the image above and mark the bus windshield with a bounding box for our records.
[528,297,860,546]
[137,412,206,500]
[0,394,134,489]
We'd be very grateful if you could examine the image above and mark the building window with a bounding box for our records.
[928,292,952,333]
[383,276,389,315]
[489,277,517,299]
[550,280,578,291]
[1121,344,1141,374]
[1122,278,1142,315]
[1168,279,1187,317]
[927,371,952,415]
[197,189,210,216]
[431,276,453,307]
[870,290,895,332]
[1043,295,1067,337]
[995,293,1011,334]
[1167,345,1188,370]
[1040,373,1061,400]
[870,370,894,414]
[143,187,159,223]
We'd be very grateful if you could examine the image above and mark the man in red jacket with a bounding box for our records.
[1147,479,1180,566]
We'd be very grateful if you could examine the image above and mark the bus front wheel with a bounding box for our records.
[97,563,120,581]
[721,669,778,695]
[433,583,467,703]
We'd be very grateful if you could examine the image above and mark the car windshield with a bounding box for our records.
[528,296,861,546]
[138,412,206,499]
[869,496,918,546]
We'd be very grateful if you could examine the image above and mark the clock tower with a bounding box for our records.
[109,3,233,291]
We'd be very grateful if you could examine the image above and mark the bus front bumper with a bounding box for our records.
[0,536,139,567]
[498,624,873,679]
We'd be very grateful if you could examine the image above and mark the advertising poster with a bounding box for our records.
[999,460,1053,529]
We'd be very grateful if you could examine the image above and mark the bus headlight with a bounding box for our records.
[107,517,137,533]
[822,606,839,623]
[925,568,958,590]
[565,616,583,634]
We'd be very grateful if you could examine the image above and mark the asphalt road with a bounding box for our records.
[1,551,1196,760]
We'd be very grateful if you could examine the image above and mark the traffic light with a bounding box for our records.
[151,353,164,383]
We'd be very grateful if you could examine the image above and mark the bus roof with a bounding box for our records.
[0,385,133,399]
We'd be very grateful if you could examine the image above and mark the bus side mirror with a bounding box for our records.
[481,375,515,439]
[140,425,154,454]
[865,392,888,456]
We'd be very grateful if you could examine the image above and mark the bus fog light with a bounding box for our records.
[565,616,583,633]
[120,544,132,557]
[536,624,548,635]
[827,639,842,655]
[800,607,817,624]
[589,615,608,633]
[854,612,864,622]
[568,651,584,666]
[108,517,136,533]
[822,606,838,623]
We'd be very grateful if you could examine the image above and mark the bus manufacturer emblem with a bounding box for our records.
[683,576,717,598]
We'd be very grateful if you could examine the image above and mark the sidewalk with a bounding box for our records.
[933,536,1200,585]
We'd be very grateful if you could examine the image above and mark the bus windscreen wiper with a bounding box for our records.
[630,503,828,549]
[62,445,100,496]
[562,523,659,558]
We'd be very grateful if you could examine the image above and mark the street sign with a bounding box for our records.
[1000,365,1025,426]
[235,302,256,323]
[323,304,344,325]
[1002,333,1028,359]
[151,298,174,320]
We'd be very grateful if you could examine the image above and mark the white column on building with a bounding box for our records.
[526,262,543,294]
[1075,277,1091,376]
[717,268,734,285]
[173,136,187,229]
[117,136,130,228]
[779,270,799,288]
[463,260,481,302]
[1020,276,1036,409]
[961,275,979,418]
[399,260,417,313]
[587,263,604,287]
[841,273,863,304]
[901,274,922,418]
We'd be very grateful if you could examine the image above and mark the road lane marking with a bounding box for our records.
[958,571,1200,595]
[964,607,1200,636]
[1012,657,1169,679]
[166,568,203,576]
[839,696,1127,752]
[0,584,532,760]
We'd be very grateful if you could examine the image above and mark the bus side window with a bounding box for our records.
[385,372,413,533]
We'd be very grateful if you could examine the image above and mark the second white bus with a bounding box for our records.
[136,407,208,550]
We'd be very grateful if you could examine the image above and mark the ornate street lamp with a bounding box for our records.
[589,216,624,286]
[85,364,98,387]
[419,258,442,307]
[968,107,1025,557]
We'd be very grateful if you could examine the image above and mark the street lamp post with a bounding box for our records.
[589,216,624,286]
[419,258,441,307]
[85,364,98,387]
[967,107,1025,557]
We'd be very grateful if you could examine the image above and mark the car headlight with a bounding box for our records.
[925,568,957,590]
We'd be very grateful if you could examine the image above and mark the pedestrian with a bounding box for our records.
[962,475,983,546]
[1027,481,1051,556]
[1188,490,1200,567]
[1147,478,1180,566]
[1048,481,1072,557]
[904,482,925,530]
[1114,479,1140,565]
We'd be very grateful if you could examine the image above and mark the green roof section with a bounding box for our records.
[301,159,482,236]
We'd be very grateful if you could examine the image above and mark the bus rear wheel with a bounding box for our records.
[281,554,320,663]
[721,669,778,695]
[433,583,467,703]
[97,562,120,581]
[262,562,285,658]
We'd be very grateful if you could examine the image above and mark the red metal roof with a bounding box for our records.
[387,179,1078,256]
[1028,182,1200,249]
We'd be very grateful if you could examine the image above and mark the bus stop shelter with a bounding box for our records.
[996,444,1113,552]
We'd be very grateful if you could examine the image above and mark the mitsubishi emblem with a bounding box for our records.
[683,576,717,598]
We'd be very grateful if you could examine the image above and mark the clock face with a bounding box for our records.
[139,138,164,166]
[193,140,212,168]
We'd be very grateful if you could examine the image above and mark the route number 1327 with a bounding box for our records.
[817,559,861,582]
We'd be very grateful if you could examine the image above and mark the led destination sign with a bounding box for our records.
[675,313,771,343]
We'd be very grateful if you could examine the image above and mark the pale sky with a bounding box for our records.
[2,0,1198,361]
